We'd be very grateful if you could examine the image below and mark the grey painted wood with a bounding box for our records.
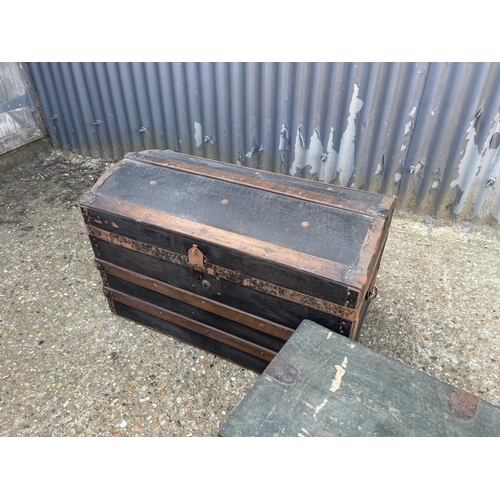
[0,63,44,155]
[220,320,500,437]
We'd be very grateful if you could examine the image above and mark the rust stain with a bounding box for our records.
[449,388,478,420]
[266,358,299,385]
[102,287,116,313]
[188,244,205,271]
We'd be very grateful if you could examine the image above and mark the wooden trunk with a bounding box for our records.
[219,320,500,436]
[80,150,396,373]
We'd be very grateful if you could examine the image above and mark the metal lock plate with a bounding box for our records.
[187,244,220,295]
[190,270,221,296]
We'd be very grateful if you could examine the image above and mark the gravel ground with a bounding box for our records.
[1,149,499,437]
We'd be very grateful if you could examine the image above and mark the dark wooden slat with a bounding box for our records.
[84,207,357,308]
[96,259,293,341]
[106,287,277,362]
[88,225,359,322]
[105,274,287,353]
[114,301,269,373]
[94,239,351,336]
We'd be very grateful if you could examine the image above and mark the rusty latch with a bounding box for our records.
[367,286,378,300]
[188,244,206,271]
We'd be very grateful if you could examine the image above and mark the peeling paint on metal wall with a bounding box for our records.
[27,62,500,223]
[399,62,500,223]
[450,111,500,218]
[450,113,500,216]
[288,82,364,185]
[327,82,364,186]
[194,122,203,148]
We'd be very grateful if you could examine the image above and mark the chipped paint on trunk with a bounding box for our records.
[329,356,348,393]
[315,398,328,414]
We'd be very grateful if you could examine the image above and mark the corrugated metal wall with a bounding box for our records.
[28,62,500,224]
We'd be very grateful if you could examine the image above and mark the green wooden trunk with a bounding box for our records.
[219,320,500,437]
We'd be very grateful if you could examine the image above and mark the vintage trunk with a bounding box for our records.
[219,320,500,437]
[80,150,396,373]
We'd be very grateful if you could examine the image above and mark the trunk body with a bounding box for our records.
[80,150,397,372]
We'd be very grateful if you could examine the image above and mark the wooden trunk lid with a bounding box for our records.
[82,150,396,299]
